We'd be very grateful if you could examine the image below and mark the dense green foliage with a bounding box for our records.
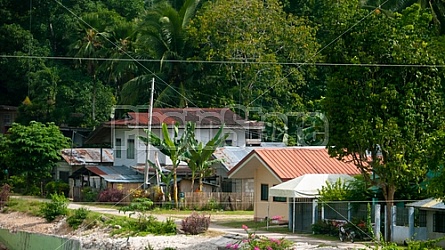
[0,122,70,194]
[67,207,90,229]
[324,4,445,240]
[40,193,69,222]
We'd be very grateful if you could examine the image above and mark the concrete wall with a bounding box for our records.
[0,228,80,250]
[254,164,287,221]
[392,226,428,244]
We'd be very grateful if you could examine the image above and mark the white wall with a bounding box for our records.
[113,127,247,167]
[392,226,428,244]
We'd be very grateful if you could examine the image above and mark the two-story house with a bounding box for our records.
[86,108,264,187]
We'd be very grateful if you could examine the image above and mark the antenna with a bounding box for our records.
[144,77,155,189]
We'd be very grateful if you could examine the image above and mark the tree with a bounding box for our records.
[121,0,201,106]
[139,123,189,208]
[324,5,445,241]
[1,121,70,194]
[187,0,320,111]
[183,122,228,192]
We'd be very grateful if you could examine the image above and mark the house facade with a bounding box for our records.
[228,147,361,223]
[86,108,264,187]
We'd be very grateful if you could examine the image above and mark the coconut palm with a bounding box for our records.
[121,0,201,106]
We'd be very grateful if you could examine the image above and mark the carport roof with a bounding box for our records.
[407,198,445,211]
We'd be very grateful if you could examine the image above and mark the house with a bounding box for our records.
[228,147,361,228]
[0,105,18,134]
[69,165,144,202]
[85,108,264,186]
[404,198,445,247]
[57,148,113,198]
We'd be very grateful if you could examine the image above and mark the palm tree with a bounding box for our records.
[98,19,139,100]
[139,122,189,208]
[69,11,110,123]
[183,122,228,192]
[121,0,201,106]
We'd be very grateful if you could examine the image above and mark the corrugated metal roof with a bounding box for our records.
[61,148,113,165]
[407,198,445,211]
[85,165,143,183]
[213,147,254,171]
[229,147,361,181]
[107,108,264,129]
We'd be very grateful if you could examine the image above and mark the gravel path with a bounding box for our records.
[0,197,371,250]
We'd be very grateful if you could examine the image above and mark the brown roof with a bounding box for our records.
[61,148,113,165]
[228,147,361,181]
[108,108,264,128]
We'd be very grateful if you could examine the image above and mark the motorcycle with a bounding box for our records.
[339,225,355,243]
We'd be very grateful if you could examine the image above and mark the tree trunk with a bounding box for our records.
[382,183,396,242]
[173,167,178,209]
[199,172,204,192]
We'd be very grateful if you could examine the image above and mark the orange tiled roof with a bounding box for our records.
[229,147,361,181]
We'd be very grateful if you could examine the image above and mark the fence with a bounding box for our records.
[182,192,254,210]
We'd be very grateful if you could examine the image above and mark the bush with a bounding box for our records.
[6,175,39,195]
[181,212,211,235]
[311,220,337,236]
[81,187,98,202]
[40,193,68,222]
[67,207,90,229]
[226,225,293,250]
[119,198,154,216]
[98,188,124,203]
[45,181,69,197]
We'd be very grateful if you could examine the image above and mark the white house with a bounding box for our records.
[86,108,264,178]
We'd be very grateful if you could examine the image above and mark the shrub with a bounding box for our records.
[226,225,293,250]
[119,198,154,216]
[45,181,69,197]
[81,187,98,202]
[181,212,210,235]
[67,207,90,229]
[311,220,337,236]
[98,188,124,203]
[40,193,68,222]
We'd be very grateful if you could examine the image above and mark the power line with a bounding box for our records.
[2,54,445,68]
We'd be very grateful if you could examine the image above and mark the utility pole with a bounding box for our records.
[144,78,155,189]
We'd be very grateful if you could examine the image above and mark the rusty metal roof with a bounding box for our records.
[106,108,264,129]
[85,165,143,183]
[61,148,113,165]
[228,147,361,181]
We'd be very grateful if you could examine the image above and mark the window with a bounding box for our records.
[261,184,268,201]
[434,211,445,233]
[127,137,135,159]
[115,138,122,158]
[272,184,286,202]
[225,139,233,146]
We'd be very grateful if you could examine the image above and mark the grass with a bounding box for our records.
[2,198,43,216]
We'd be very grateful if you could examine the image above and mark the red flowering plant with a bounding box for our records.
[226,225,294,250]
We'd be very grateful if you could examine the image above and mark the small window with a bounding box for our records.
[434,211,445,233]
[115,138,122,158]
[127,138,135,159]
[261,184,268,201]
[225,139,233,146]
